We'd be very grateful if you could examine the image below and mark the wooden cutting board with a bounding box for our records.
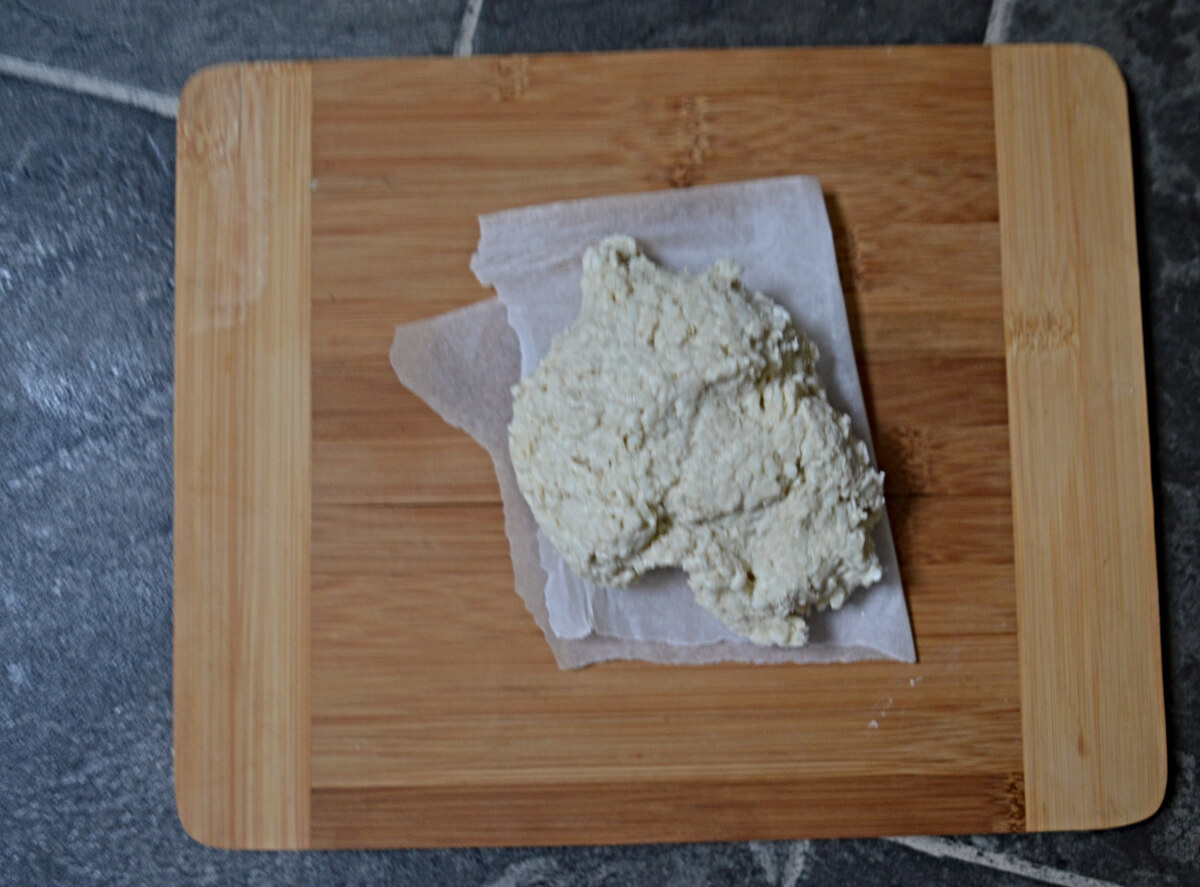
[173,45,1165,849]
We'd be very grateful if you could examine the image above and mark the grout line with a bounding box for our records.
[144,131,171,176]
[887,837,1127,887]
[453,0,485,57]
[984,0,1016,44]
[0,53,178,118]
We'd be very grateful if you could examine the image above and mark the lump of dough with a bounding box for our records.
[508,235,885,646]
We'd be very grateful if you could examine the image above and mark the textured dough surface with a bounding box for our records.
[508,236,885,646]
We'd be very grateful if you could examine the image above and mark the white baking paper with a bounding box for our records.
[390,177,916,669]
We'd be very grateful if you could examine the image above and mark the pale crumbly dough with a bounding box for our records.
[508,235,885,646]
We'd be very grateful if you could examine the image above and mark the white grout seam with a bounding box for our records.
[0,53,178,118]
[453,0,485,57]
[887,836,1127,887]
[984,0,1016,44]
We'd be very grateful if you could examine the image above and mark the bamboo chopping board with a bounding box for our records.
[173,45,1165,849]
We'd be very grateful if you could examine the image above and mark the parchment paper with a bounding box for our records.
[391,177,915,669]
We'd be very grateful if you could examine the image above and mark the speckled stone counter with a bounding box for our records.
[2,1,1197,884]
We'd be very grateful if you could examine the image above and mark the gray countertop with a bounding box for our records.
[2,1,1197,884]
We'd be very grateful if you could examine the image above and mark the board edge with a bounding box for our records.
[173,60,314,850]
[991,43,1167,832]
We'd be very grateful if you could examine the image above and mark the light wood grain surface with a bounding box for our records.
[174,63,312,849]
[992,44,1166,831]
[173,45,1163,848]
[308,47,1020,847]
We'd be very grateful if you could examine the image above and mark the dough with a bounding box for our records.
[508,236,885,646]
